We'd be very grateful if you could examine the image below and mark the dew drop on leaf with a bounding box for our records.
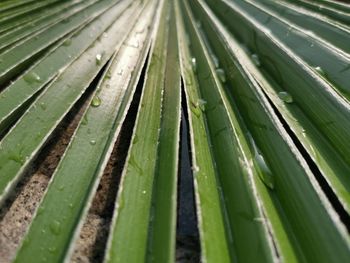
[255,153,274,190]
[247,132,274,189]
[211,54,219,68]
[62,17,70,23]
[190,102,201,117]
[37,206,45,215]
[128,154,143,175]
[132,134,139,144]
[90,140,96,145]
[314,66,325,75]
[91,96,101,107]
[48,247,57,254]
[49,220,61,235]
[63,38,72,46]
[8,153,24,164]
[191,57,197,73]
[216,68,226,83]
[105,70,112,79]
[278,91,293,103]
[39,102,47,110]
[81,114,88,125]
[197,99,207,112]
[24,72,41,84]
[95,53,103,65]
[251,54,261,67]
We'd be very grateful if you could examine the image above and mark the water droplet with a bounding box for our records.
[185,75,192,86]
[58,185,64,191]
[216,68,226,83]
[103,32,108,38]
[192,165,200,176]
[63,38,72,46]
[255,153,274,189]
[190,101,201,117]
[48,247,57,254]
[251,54,261,67]
[24,72,41,83]
[50,220,61,235]
[91,96,101,107]
[128,154,143,175]
[95,53,103,65]
[90,140,96,145]
[62,17,70,23]
[142,190,146,194]
[247,132,274,189]
[39,102,47,110]
[211,54,219,68]
[133,135,139,144]
[314,66,324,75]
[105,70,112,79]
[191,57,197,73]
[8,154,24,164]
[117,69,123,75]
[278,91,293,103]
[118,195,124,211]
[81,115,88,125]
[69,203,74,208]
[197,99,207,112]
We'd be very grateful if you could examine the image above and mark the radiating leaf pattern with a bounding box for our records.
[0,0,349,262]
